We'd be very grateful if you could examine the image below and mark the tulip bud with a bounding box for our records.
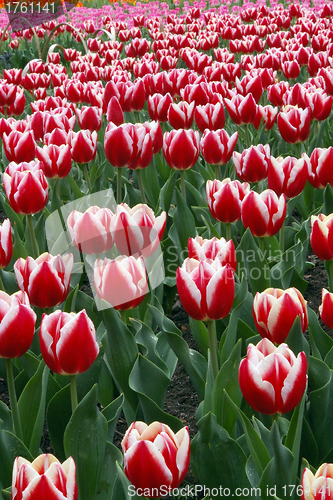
[201,129,238,165]
[36,144,72,179]
[319,288,333,329]
[104,122,139,168]
[310,214,333,261]
[277,105,311,144]
[268,154,309,198]
[206,178,250,223]
[188,236,237,271]
[308,147,333,189]
[67,129,97,164]
[75,106,102,132]
[194,102,225,132]
[163,129,200,170]
[241,189,286,237]
[0,219,13,269]
[3,130,36,163]
[301,464,333,500]
[233,144,270,183]
[67,206,114,255]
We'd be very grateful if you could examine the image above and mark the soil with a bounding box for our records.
[0,247,328,498]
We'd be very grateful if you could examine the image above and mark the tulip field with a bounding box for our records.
[2,0,333,498]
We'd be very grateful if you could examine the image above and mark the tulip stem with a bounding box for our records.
[83,163,92,194]
[225,223,231,241]
[215,165,221,181]
[258,237,265,256]
[26,214,39,259]
[244,124,250,149]
[0,271,5,291]
[70,375,78,413]
[120,310,127,325]
[328,260,333,293]
[117,168,122,205]
[137,169,147,204]
[5,358,23,441]
[207,320,219,382]
[179,170,186,202]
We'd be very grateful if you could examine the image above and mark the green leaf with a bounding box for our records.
[102,395,124,442]
[159,169,176,212]
[0,423,33,489]
[64,385,108,500]
[97,442,123,500]
[173,188,197,251]
[284,393,306,488]
[129,353,170,407]
[189,318,209,359]
[47,384,72,461]
[284,316,310,360]
[0,402,11,432]
[308,307,333,362]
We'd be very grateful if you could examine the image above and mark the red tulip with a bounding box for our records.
[106,96,124,126]
[3,130,36,163]
[14,253,73,308]
[67,130,97,164]
[163,129,200,170]
[12,454,77,500]
[308,147,333,189]
[167,101,195,129]
[304,91,332,121]
[3,69,22,85]
[253,105,278,130]
[128,125,154,170]
[141,121,163,154]
[310,214,333,261]
[40,310,99,375]
[233,144,270,183]
[176,258,234,321]
[239,338,307,414]
[0,219,12,270]
[75,106,102,132]
[94,255,148,310]
[148,93,173,122]
[277,105,311,144]
[36,144,72,179]
[282,60,301,79]
[188,236,237,271]
[253,287,308,345]
[268,154,309,198]
[224,93,257,125]
[0,83,17,107]
[206,178,250,223]
[194,102,225,132]
[122,422,190,499]
[319,289,333,330]
[302,464,333,500]
[104,122,139,168]
[200,129,238,165]
[241,189,286,237]
[67,206,114,255]
[3,161,48,215]
[0,291,36,359]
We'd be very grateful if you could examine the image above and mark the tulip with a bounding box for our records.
[241,190,286,238]
[12,454,78,500]
[0,219,13,270]
[302,464,333,500]
[188,236,237,271]
[268,154,309,198]
[39,309,99,375]
[282,60,301,79]
[104,122,139,168]
[233,144,270,183]
[94,255,148,310]
[148,93,173,122]
[14,253,73,308]
[176,258,234,321]
[75,106,102,132]
[0,290,36,359]
[3,161,48,215]
[206,178,250,223]
[308,147,333,189]
[277,105,311,144]
[224,93,257,125]
[310,214,333,261]
[122,421,190,499]
[194,102,225,132]
[67,206,114,255]
[253,105,278,130]
[167,101,195,129]
[253,287,308,345]
[200,129,238,166]
[3,130,36,163]
[239,338,307,414]
[106,96,124,126]
[111,203,166,258]
[129,125,154,171]
[163,129,200,170]
[67,129,97,165]
[319,289,333,330]
[36,144,72,179]
[142,121,163,154]
[0,82,17,107]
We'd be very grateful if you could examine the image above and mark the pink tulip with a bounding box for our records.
[67,206,114,255]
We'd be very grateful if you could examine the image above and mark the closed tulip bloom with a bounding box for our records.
[302,464,333,500]
[201,129,238,165]
[0,82,17,107]
[253,105,278,130]
[104,122,139,168]
[12,454,77,500]
[277,106,311,144]
[319,289,333,330]
[3,161,48,215]
[253,287,308,345]
[188,236,237,271]
[142,121,163,154]
[206,178,250,223]
[67,130,97,164]
[129,125,153,170]
[148,93,173,122]
[308,147,333,189]
[36,144,72,179]
[0,219,12,269]
[40,310,99,375]
[282,60,301,79]
[239,338,307,414]
[94,255,148,310]
[176,258,234,321]
[194,102,225,132]
[163,129,200,170]
[311,214,333,261]
[233,144,270,183]
[14,253,73,308]
[241,190,286,237]
[111,203,166,258]
[122,421,190,499]
[224,93,257,125]
[0,291,36,359]
[3,130,36,163]
[67,206,114,255]
[268,154,309,198]
[167,101,195,129]
[75,106,102,132]
[106,96,124,126]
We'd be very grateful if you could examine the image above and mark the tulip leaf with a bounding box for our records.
[308,307,333,362]
[189,318,209,359]
[0,422,33,489]
[0,191,24,239]
[102,305,139,423]
[173,188,197,251]
[236,228,271,295]
[284,393,306,487]
[137,164,160,209]
[67,172,85,198]
[97,358,115,408]
[191,412,250,497]
[17,360,50,456]
[224,391,271,476]
[159,169,176,212]
[101,394,124,442]
[112,462,142,500]
[324,184,333,215]
[149,304,207,400]
[64,384,108,500]
[129,353,170,408]
[284,316,310,360]
[299,418,319,469]
[184,180,207,208]
[0,401,11,433]
[97,442,124,500]
[47,384,72,461]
